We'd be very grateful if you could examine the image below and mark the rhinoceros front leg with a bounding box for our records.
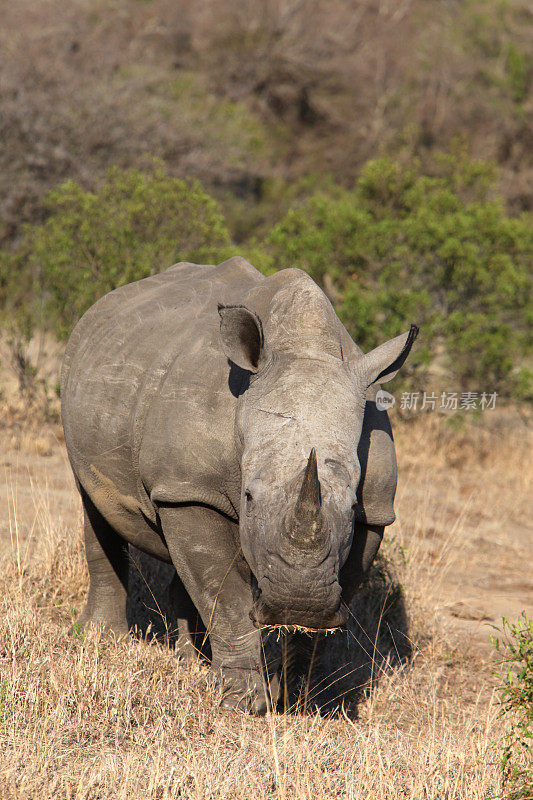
[76,490,130,636]
[158,504,275,714]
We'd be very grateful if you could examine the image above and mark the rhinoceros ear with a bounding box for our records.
[218,304,265,373]
[356,325,418,387]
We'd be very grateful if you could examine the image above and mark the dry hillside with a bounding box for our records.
[1,0,532,241]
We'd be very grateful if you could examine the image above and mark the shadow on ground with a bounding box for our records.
[126,548,411,716]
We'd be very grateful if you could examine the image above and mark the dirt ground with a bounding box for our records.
[392,414,533,656]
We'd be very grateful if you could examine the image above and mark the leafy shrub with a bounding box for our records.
[264,154,533,397]
[1,152,532,403]
[491,613,533,799]
[505,43,532,105]
[0,163,232,339]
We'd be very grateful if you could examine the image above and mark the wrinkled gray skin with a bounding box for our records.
[61,257,417,713]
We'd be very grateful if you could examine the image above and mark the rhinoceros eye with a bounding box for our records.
[244,490,253,511]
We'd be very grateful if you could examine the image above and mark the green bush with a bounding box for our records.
[491,613,533,799]
[1,153,531,402]
[505,43,531,104]
[0,163,232,339]
[264,154,533,397]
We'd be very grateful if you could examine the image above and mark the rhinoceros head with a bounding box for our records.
[218,282,417,631]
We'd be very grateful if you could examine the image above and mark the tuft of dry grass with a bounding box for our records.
[1,412,531,798]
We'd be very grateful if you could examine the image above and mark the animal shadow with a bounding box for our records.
[126,548,209,659]
[126,548,411,716]
[273,554,412,718]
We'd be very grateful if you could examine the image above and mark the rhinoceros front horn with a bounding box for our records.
[284,448,328,550]
[296,448,321,518]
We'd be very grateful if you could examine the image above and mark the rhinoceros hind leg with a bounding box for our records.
[74,490,129,637]
[166,571,207,662]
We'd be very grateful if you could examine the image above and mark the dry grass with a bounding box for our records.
[1,412,531,798]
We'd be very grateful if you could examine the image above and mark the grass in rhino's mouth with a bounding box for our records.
[251,597,349,632]
[255,623,343,636]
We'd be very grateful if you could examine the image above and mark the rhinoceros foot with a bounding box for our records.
[70,608,130,639]
[217,666,276,715]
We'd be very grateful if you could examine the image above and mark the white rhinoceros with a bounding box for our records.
[61,257,417,712]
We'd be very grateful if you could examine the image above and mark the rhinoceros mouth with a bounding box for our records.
[249,597,348,632]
